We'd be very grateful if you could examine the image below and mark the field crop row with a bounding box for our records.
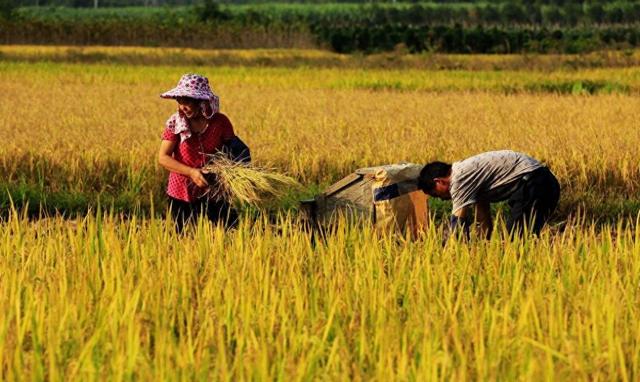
[0,212,639,379]
[3,45,640,71]
[1,46,640,380]
[1,51,639,220]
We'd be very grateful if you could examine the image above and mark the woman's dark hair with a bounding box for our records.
[176,96,200,104]
[418,161,452,194]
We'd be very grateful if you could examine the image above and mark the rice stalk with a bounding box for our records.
[202,153,302,206]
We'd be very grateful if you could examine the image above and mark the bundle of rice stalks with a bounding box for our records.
[202,154,302,206]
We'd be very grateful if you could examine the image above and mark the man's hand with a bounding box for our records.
[189,168,209,188]
[475,201,492,239]
[449,215,470,239]
[443,207,470,244]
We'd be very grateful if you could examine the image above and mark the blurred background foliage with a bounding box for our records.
[2,1,640,53]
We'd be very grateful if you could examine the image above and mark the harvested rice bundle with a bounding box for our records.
[202,154,302,206]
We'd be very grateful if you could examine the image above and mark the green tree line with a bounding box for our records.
[6,0,640,6]
[7,1,640,25]
[2,2,640,53]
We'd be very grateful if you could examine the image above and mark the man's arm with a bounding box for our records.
[474,201,492,239]
[446,206,471,242]
[452,206,468,219]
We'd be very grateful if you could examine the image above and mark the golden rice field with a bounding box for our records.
[1,46,640,380]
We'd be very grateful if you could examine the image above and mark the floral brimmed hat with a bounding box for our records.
[161,73,218,101]
[162,74,221,142]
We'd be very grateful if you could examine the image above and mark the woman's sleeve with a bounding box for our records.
[161,117,178,141]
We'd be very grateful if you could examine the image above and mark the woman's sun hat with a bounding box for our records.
[162,73,221,142]
[161,73,217,101]
[161,73,220,118]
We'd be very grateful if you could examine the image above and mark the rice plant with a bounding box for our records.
[1,46,639,380]
[202,154,301,206]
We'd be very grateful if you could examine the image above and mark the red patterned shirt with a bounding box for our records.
[161,112,235,202]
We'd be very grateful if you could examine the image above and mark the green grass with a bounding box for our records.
[13,3,476,21]
[14,6,197,22]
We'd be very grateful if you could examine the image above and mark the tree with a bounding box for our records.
[196,0,230,22]
[501,3,527,25]
[542,6,564,25]
[587,4,605,24]
[0,0,15,19]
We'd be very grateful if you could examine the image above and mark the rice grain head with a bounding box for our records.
[202,154,302,206]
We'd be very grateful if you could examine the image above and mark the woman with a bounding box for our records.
[158,73,248,231]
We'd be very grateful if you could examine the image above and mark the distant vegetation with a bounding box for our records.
[2,1,640,53]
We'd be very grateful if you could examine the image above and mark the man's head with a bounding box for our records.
[418,161,452,199]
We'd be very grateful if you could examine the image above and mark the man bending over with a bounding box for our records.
[417,150,560,239]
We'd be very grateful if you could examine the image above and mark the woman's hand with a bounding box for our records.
[159,141,209,188]
[189,168,209,188]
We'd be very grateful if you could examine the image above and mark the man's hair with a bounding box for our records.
[418,161,452,194]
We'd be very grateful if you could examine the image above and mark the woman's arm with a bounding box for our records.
[158,140,208,188]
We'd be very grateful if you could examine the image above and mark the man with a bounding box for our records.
[417,150,560,239]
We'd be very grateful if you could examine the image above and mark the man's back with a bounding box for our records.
[450,150,542,213]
